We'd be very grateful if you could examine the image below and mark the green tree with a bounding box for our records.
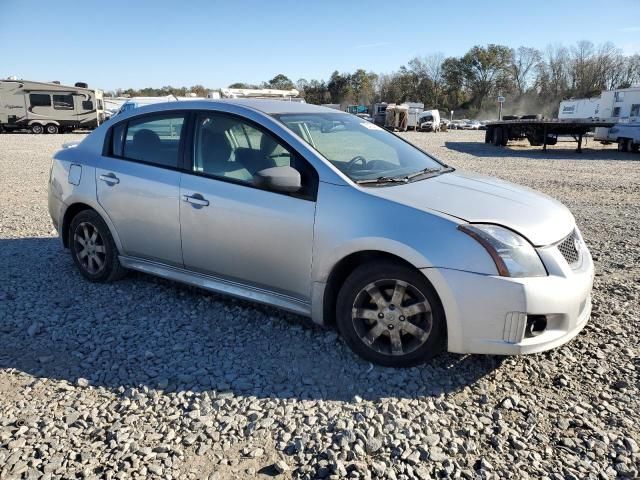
[445,44,513,110]
[264,74,294,90]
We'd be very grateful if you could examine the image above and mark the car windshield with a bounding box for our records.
[274,112,446,183]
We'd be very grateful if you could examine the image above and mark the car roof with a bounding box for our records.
[115,98,346,116]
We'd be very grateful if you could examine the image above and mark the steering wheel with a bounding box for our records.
[346,155,367,171]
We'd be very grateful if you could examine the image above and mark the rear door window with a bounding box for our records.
[121,114,185,168]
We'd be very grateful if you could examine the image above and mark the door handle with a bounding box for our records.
[99,173,120,185]
[182,194,210,207]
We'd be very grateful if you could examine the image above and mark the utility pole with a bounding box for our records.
[497,95,505,120]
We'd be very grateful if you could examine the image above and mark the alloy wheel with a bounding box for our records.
[351,279,433,356]
[74,222,107,275]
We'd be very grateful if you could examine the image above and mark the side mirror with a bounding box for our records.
[253,165,301,193]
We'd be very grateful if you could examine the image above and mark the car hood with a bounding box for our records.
[365,170,574,246]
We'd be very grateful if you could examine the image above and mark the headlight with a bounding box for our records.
[459,224,547,278]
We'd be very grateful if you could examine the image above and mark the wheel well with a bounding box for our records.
[322,251,420,326]
[61,203,94,248]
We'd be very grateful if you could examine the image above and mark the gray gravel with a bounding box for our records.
[0,130,639,479]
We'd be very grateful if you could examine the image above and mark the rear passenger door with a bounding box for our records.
[96,113,186,266]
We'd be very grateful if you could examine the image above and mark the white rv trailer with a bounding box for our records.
[0,79,104,134]
[593,86,640,142]
[208,88,304,102]
[115,95,180,115]
[608,123,640,152]
[558,97,600,120]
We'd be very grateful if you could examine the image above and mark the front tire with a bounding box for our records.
[69,210,127,282]
[336,261,446,367]
[618,139,631,152]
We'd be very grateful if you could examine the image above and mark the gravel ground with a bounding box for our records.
[0,130,638,479]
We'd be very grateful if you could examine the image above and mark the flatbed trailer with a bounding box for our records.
[484,118,616,152]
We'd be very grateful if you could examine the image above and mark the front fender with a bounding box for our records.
[312,182,498,284]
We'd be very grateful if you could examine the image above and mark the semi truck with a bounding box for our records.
[417,109,441,132]
[0,79,105,134]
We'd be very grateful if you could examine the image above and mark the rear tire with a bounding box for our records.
[69,210,127,283]
[336,261,446,367]
[492,127,503,146]
[618,139,630,152]
[45,124,59,134]
[31,124,44,134]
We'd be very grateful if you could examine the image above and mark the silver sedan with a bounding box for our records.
[48,100,594,367]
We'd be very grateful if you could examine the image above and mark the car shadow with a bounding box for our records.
[0,237,502,401]
[445,140,639,161]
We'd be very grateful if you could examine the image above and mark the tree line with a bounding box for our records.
[109,41,640,119]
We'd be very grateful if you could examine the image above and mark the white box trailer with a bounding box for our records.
[404,102,424,130]
[0,79,104,134]
[594,86,640,141]
[558,97,600,120]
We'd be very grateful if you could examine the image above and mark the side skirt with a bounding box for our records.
[119,256,312,317]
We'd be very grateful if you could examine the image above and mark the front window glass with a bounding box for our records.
[275,112,444,182]
[193,113,293,184]
[53,94,74,110]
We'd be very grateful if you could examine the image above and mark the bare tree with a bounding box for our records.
[510,46,541,95]
[423,52,445,107]
[537,44,570,98]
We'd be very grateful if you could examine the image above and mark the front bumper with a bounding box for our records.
[423,241,594,355]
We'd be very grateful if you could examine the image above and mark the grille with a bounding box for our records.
[557,230,581,265]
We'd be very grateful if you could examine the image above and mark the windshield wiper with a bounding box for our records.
[355,175,409,185]
[405,166,454,181]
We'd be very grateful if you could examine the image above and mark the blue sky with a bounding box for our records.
[2,0,639,91]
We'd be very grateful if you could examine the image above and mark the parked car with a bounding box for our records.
[48,100,594,367]
[460,120,482,130]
